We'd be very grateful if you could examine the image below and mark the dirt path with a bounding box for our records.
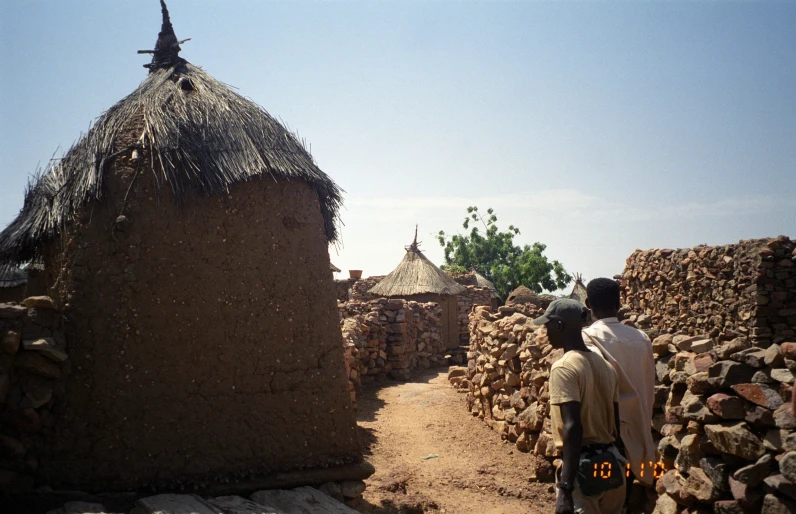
[355,369,556,514]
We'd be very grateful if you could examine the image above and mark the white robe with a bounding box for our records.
[583,318,657,486]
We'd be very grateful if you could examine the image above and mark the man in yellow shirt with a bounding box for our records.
[534,299,625,514]
[583,278,656,507]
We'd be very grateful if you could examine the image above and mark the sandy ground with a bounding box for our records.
[354,369,556,514]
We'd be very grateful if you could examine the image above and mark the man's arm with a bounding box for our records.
[560,401,583,488]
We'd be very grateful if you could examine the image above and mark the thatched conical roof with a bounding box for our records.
[472,269,500,299]
[369,230,466,297]
[569,273,588,305]
[0,1,342,266]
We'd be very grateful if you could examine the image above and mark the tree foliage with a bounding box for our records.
[437,206,572,298]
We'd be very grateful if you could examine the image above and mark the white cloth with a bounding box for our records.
[582,318,657,486]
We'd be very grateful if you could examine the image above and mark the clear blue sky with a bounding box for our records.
[2,1,794,288]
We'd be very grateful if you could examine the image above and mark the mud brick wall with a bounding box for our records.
[449,303,562,481]
[0,297,67,495]
[622,236,796,347]
[339,298,443,406]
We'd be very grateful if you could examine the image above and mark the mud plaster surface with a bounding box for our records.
[40,158,360,491]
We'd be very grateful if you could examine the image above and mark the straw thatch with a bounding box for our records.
[369,232,466,297]
[0,1,342,266]
[0,265,27,289]
[472,269,500,299]
[330,263,341,273]
[569,273,588,305]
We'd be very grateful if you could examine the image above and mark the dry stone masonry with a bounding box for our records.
[449,302,562,482]
[449,237,796,512]
[0,297,67,494]
[339,298,444,407]
[622,236,796,346]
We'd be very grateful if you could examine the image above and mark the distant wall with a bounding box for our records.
[622,236,796,346]
[340,298,443,406]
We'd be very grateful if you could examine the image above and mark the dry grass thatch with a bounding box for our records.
[472,269,500,299]
[569,273,588,304]
[369,236,466,297]
[0,265,27,288]
[0,2,341,265]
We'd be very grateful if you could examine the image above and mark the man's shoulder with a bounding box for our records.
[551,350,586,371]
[587,321,650,344]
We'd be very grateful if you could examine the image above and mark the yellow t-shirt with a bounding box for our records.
[549,350,619,450]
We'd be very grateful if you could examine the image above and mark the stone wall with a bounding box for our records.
[449,303,562,481]
[455,285,494,346]
[339,298,443,407]
[349,276,385,302]
[649,331,796,512]
[333,278,357,303]
[0,297,67,494]
[622,236,796,346]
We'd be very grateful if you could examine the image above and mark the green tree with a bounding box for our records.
[437,206,571,298]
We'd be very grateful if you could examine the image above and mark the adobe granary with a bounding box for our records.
[0,1,366,495]
[369,227,466,350]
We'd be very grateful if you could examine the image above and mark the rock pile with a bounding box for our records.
[650,331,796,513]
[0,297,67,494]
[340,298,443,406]
[455,285,494,346]
[348,276,385,302]
[449,303,563,481]
[622,236,796,347]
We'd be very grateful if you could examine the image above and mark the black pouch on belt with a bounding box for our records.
[576,444,624,496]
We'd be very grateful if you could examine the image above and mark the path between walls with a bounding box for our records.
[355,370,556,514]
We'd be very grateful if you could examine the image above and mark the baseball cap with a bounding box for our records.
[532,298,588,326]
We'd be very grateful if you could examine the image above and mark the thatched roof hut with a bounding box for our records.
[370,230,465,350]
[369,233,466,298]
[0,2,364,494]
[0,3,340,267]
[569,273,588,305]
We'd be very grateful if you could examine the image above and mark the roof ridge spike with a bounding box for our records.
[138,0,185,72]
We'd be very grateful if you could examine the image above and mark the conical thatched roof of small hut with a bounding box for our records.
[569,273,588,305]
[472,269,500,299]
[0,1,342,266]
[369,230,466,297]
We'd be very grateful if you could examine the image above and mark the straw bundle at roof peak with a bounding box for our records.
[369,229,466,297]
[569,273,588,304]
[0,2,342,265]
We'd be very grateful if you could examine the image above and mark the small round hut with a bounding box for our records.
[0,2,364,494]
[472,269,500,310]
[369,229,466,349]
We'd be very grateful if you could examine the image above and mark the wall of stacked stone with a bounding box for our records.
[621,236,796,347]
[339,298,443,407]
[333,278,357,303]
[0,297,67,494]
[348,276,385,303]
[450,300,796,511]
[648,331,796,513]
[455,285,495,347]
[448,303,562,481]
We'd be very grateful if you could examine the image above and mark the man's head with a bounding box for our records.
[585,278,621,319]
[533,298,588,348]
